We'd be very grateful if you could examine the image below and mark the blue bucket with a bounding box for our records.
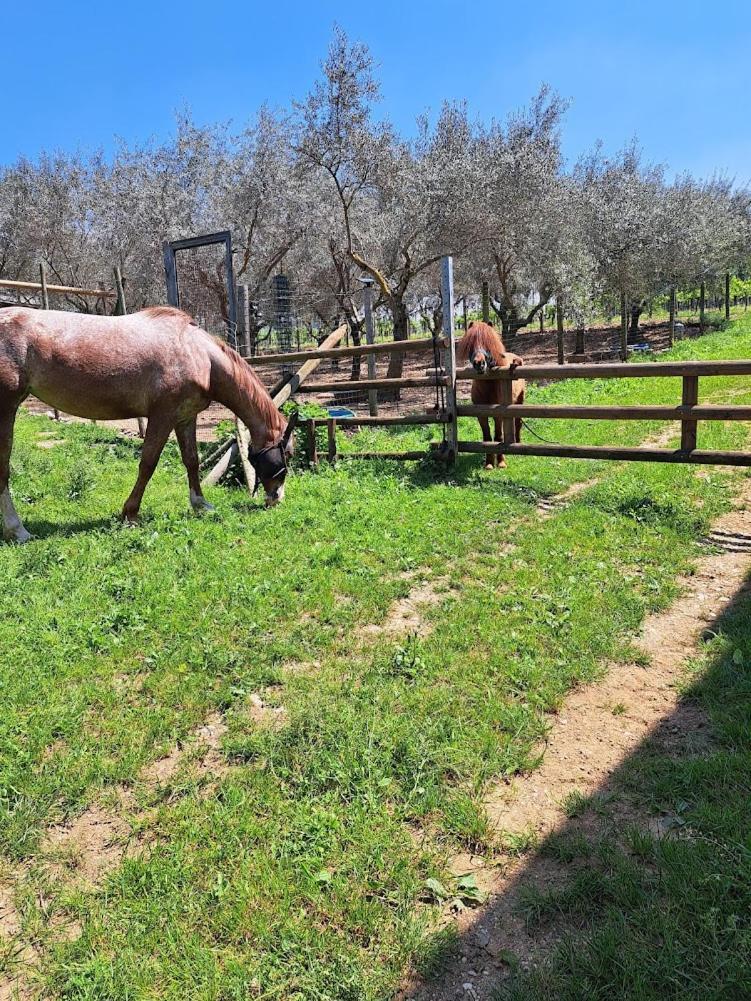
[327,406,356,418]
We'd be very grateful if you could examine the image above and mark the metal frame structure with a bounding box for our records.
[163,230,238,337]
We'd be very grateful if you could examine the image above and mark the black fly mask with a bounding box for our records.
[248,411,298,496]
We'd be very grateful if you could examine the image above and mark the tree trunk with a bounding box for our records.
[481,281,490,323]
[556,300,565,365]
[574,327,585,356]
[384,297,410,396]
[620,291,628,360]
[699,282,706,329]
[628,302,643,342]
[500,315,516,343]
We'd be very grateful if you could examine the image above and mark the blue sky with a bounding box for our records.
[3,0,749,182]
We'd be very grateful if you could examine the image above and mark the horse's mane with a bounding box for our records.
[457,322,507,366]
[140,305,197,324]
[211,336,284,431]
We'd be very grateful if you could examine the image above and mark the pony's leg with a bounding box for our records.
[515,386,524,444]
[0,406,31,543]
[493,417,507,469]
[479,417,495,469]
[121,412,175,523]
[175,419,214,513]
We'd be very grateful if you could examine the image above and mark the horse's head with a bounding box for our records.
[248,411,298,508]
[459,322,509,375]
[469,345,497,374]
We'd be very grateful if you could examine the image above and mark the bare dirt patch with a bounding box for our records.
[246,694,287,730]
[408,480,751,1001]
[536,478,602,518]
[42,805,130,887]
[363,574,450,640]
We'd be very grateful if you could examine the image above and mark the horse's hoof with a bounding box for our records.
[3,525,33,544]
[190,494,215,514]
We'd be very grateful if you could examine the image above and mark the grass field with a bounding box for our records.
[2,319,751,999]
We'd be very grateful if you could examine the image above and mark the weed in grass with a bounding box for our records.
[561,790,588,819]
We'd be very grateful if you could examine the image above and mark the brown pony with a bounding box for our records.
[457,321,525,469]
[0,305,296,542]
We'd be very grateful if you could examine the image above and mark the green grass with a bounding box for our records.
[2,318,751,998]
[497,596,751,1001]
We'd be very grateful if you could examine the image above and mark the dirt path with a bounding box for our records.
[406,478,751,1000]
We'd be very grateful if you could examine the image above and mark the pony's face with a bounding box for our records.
[469,346,500,374]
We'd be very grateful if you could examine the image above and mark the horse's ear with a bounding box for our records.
[282,410,299,448]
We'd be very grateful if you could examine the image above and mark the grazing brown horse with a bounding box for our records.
[457,321,525,469]
[0,305,295,542]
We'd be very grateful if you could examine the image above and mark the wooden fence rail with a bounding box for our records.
[249,335,444,366]
[456,360,751,381]
[294,376,446,394]
[0,278,117,299]
[456,404,751,421]
[452,442,751,466]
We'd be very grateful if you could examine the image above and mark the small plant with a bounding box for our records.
[562,789,589,818]
[390,634,426,678]
[66,465,94,501]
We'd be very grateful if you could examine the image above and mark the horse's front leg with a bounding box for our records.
[175,418,214,513]
[0,405,31,544]
[493,417,507,469]
[121,412,175,523]
[479,416,495,469]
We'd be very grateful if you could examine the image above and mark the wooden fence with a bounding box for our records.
[454,359,751,466]
[208,256,751,472]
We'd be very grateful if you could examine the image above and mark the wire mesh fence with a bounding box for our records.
[237,279,445,419]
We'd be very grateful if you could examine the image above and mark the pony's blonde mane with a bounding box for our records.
[457,322,507,366]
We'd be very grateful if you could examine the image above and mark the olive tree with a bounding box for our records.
[294,28,476,383]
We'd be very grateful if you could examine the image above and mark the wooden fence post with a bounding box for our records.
[327,419,337,463]
[725,273,731,322]
[306,419,318,467]
[669,286,677,347]
[681,376,699,452]
[556,299,565,365]
[361,277,379,417]
[441,257,458,463]
[39,263,60,422]
[500,376,515,447]
[114,265,145,438]
[237,283,251,357]
[620,291,628,361]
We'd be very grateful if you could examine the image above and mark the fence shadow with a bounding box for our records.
[409,571,751,1001]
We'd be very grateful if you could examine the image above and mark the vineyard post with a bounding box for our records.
[441,256,458,463]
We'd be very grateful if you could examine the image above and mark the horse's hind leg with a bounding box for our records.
[175,418,214,513]
[121,411,175,523]
[479,416,495,469]
[0,403,31,543]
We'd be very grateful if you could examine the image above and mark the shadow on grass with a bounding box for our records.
[411,573,751,1001]
[17,516,119,540]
